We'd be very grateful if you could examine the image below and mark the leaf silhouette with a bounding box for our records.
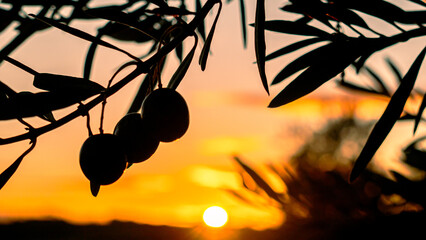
[239,0,247,48]
[195,0,206,41]
[233,156,282,204]
[145,7,195,16]
[363,66,391,96]
[255,0,269,95]
[34,73,105,95]
[330,0,414,27]
[263,20,332,39]
[337,79,383,96]
[168,35,198,90]
[403,136,426,171]
[0,90,100,120]
[385,57,403,83]
[271,41,334,85]
[414,94,426,134]
[199,1,222,71]
[280,3,335,31]
[269,39,367,108]
[29,15,141,62]
[266,38,323,62]
[350,46,426,182]
[0,139,36,190]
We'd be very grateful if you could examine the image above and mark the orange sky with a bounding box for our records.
[1,0,426,230]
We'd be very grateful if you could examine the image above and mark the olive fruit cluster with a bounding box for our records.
[79,88,189,196]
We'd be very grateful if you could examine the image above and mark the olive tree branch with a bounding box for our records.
[0,0,222,145]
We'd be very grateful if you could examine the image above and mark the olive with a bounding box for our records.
[141,88,189,142]
[79,134,127,185]
[114,112,160,163]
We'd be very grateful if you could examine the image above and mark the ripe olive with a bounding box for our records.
[141,88,189,142]
[79,134,127,185]
[114,112,160,163]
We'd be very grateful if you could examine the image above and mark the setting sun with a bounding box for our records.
[203,206,228,228]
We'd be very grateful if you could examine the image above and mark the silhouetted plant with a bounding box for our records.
[232,115,426,239]
[0,0,249,195]
[254,0,426,181]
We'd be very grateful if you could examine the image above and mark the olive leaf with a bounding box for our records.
[350,46,426,182]
[34,73,105,95]
[385,57,403,83]
[199,1,222,71]
[414,94,426,134]
[403,136,426,171]
[0,139,36,190]
[239,0,247,48]
[269,39,367,108]
[29,14,141,62]
[262,20,333,39]
[0,90,100,120]
[168,35,198,90]
[363,66,391,96]
[195,0,206,41]
[337,78,383,96]
[145,7,195,16]
[254,0,269,95]
[233,156,282,204]
[266,38,324,62]
[271,41,334,85]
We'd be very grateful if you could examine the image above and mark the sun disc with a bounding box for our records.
[203,206,228,228]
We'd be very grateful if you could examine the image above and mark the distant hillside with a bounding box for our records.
[0,219,278,240]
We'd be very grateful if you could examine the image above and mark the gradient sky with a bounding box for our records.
[0,0,425,230]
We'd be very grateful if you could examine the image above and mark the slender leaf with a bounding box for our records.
[84,31,102,80]
[34,73,105,95]
[168,36,198,90]
[0,140,36,190]
[4,56,38,75]
[266,38,323,61]
[269,41,364,107]
[337,79,383,96]
[145,7,195,16]
[414,93,426,134]
[239,0,247,48]
[263,20,332,39]
[350,46,426,182]
[233,156,282,204]
[195,0,206,41]
[0,90,100,120]
[0,80,17,97]
[83,6,134,23]
[271,41,334,85]
[254,0,269,95]
[385,57,403,83]
[29,15,141,62]
[363,66,391,96]
[199,1,222,71]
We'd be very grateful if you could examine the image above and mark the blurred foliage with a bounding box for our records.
[232,115,426,239]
